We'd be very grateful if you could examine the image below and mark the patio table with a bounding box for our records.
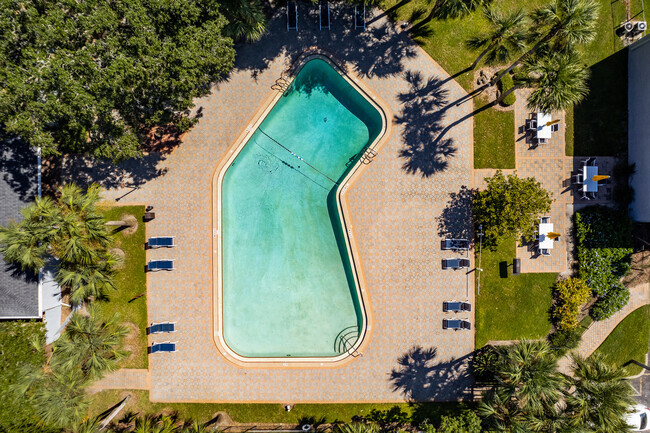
[583,165,598,193]
[539,222,554,251]
[536,112,553,139]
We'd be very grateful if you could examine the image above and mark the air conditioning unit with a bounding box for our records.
[624,21,636,33]
[637,21,648,32]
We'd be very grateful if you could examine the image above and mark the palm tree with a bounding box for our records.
[466,7,527,70]
[133,415,178,433]
[223,0,268,43]
[51,308,129,380]
[491,0,599,85]
[57,252,118,305]
[435,0,487,19]
[565,354,635,432]
[334,424,378,433]
[522,50,590,113]
[12,363,90,430]
[479,340,566,431]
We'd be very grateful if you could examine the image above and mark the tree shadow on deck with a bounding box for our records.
[389,345,473,402]
[395,71,456,177]
[437,186,475,245]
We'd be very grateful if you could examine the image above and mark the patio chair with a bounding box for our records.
[540,216,551,224]
[147,236,175,248]
[582,157,592,166]
[354,4,365,29]
[149,322,176,334]
[551,123,560,132]
[537,137,547,144]
[590,157,597,166]
[442,258,470,270]
[149,341,176,353]
[540,248,551,256]
[527,119,537,130]
[581,192,591,201]
[442,319,471,330]
[573,173,584,184]
[587,191,597,200]
[147,259,175,272]
[287,1,298,31]
[442,239,470,251]
[443,301,471,313]
[319,1,330,30]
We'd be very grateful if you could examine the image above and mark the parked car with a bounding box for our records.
[626,405,650,431]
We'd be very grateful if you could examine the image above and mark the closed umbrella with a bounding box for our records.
[592,175,610,182]
[547,232,561,240]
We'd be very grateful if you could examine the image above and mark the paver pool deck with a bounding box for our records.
[80,6,475,402]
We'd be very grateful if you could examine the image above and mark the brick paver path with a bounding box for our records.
[67,5,476,402]
[558,283,650,374]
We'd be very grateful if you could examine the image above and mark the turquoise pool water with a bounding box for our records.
[221,59,384,358]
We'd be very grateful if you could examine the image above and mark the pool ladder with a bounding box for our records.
[272,77,291,93]
[334,326,363,357]
[360,147,377,165]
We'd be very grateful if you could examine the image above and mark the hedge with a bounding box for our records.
[575,206,633,320]
[497,71,516,106]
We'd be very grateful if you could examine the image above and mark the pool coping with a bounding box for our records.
[210,49,393,368]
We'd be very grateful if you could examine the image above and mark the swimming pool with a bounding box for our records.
[215,57,386,362]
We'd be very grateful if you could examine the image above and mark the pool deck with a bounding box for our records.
[79,5,475,402]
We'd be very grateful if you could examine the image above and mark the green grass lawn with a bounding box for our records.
[87,390,471,425]
[473,98,515,169]
[97,205,148,369]
[475,236,558,348]
[379,0,644,158]
[591,305,650,376]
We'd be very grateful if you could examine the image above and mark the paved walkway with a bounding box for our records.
[559,283,650,374]
[67,5,475,402]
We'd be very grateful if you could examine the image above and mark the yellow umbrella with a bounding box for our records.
[547,232,561,240]
[546,119,561,126]
[592,175,610,182]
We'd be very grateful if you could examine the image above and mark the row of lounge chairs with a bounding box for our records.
[442,238,470,270]
[287,1,365,31]
[147,236,176,271]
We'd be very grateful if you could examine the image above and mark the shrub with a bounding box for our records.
[591,283,630,321]
[472,345,498,382]
[497,71,517,106]
[552,278,592,331]
[437,411,482,433]
[575,206,633,320]
[548,328,581,350]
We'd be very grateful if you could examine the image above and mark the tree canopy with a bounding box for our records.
[473,170,553,245]
[0,0,235,162]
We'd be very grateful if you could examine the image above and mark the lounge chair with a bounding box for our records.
[442,239,470,251]
[354,4,365,29]
[287,1,298,31]
[147,259,175,271]
[442,258,470,270]
[442,319,471,330]
[443,301,471,313]
[319,1,330,30]
[149,322,176,334]
[147,236,175,248]
[149,342,176,353]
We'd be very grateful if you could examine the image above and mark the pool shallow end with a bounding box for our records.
[210,52,392,367]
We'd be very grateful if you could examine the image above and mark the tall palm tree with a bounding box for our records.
[435,0,487,19]
[522,50,590,113]
[57,252,118,305]
[334,424,378,433]
[491,0,599,86]
[565,354,635,432]
[466,7,527,70]
[12,363,90,430]
[223,0,268,44]
[133,415,178,433]
[51,308,129,380]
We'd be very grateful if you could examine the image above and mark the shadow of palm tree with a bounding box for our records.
[395,71,456,177]
[389,345,473,401]
[437,186,476,244]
